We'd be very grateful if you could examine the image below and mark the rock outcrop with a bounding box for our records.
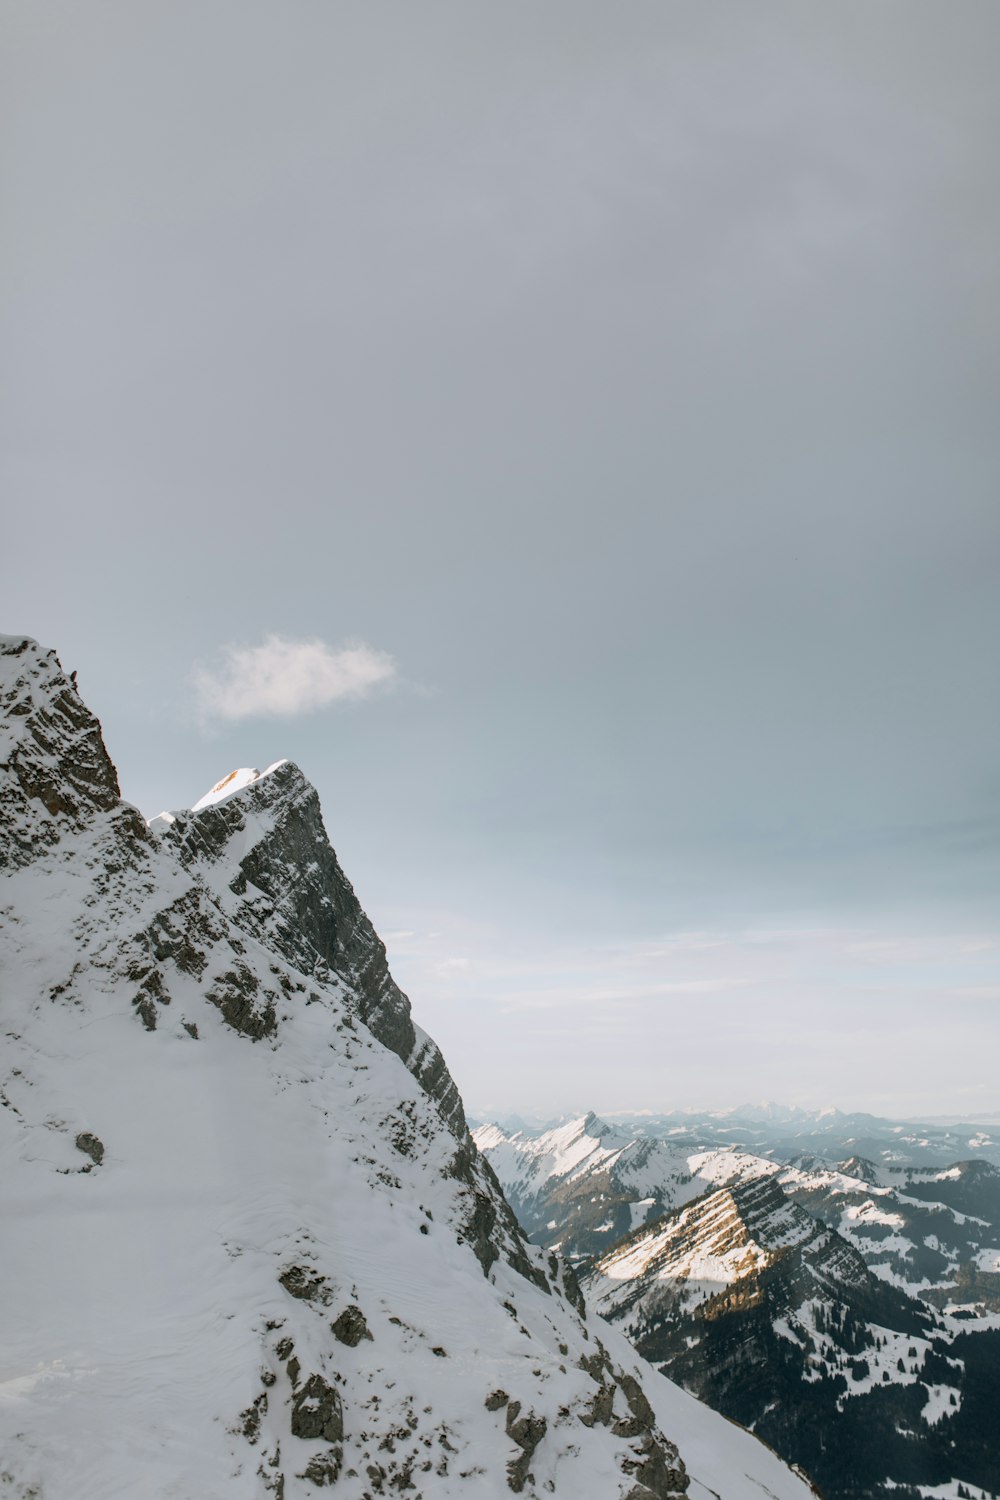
[0,634,122,869]
[153,762,467,1136]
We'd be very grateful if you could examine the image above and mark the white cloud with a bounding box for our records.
[193,634,396,721]
[436,956,472,975]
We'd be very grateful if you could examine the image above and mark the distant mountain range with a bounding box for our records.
[475,1103,1000,1170]
[476,1112,1000,1500]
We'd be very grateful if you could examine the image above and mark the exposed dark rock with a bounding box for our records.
[331,1305,371,1346]
[384,1102,417,1156]
[75,1131,104,1166]
[134,996,158,1031]
[280,1266,332,1305]
[557,1259,587,1318]
[485,1390,509,1412]
[578,1383,614,1428]
[130,966,170,1030]
[578,1349,610,1385]
[613,1416,649,1439]
[299,1447,342,1486]
[258,1455,285,1499]
[505,1407,547,1493]
[621,1431,689,1498]
[618,1372,656,1430]
[446,1136,545,1287]
[207,965,276,1040]
[147,896,211,977]
[0,637,121,869]
[290,1374,344,1443]
[239,1392,268,1444]
[299,1446,342,1487]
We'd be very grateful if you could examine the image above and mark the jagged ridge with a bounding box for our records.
[153,762,467,1136]
[0,633,122,867]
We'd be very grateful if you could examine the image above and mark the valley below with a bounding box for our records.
[475,1110,1000,1500]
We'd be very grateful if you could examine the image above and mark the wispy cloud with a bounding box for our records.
[436,956,472,974]
[193,634,396,722]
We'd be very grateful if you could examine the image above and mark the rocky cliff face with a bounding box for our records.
[0,636,821,1500]
[0,634,123,866]
[152,760,467,1136]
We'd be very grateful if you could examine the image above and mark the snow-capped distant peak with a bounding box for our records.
[190,761,289,811]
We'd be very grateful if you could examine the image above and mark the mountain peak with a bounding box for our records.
[151,755,469,1136]
[189,761,290,811]
[588,1175,825,1311]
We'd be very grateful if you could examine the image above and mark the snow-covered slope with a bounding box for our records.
[0,636,819,1500]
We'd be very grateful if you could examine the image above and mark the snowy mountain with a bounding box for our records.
[475,1115,1000,1301]
[0,636,819,1500]
[471,1114,708,1263]
[478,1114,1000,1499]
[585,1177,1000,1500]
[767,1157,1000,1307]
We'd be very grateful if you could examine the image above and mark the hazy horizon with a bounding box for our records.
[464,1101,1000,1129]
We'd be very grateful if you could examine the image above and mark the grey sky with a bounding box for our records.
[4,2,999,1116]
